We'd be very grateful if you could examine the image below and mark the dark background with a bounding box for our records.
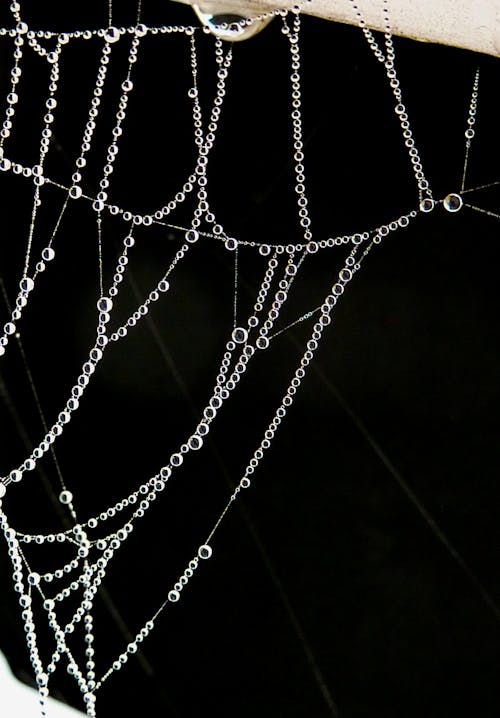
[1,1,500,716]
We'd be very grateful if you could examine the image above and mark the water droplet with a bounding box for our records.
[443,193,463,213]
[186,229,199,243]
[97,297,113,312]
[419,198,434,213]
[192,8,272,41]
[104,26,121,43]
[231,327,248,344]
[42,247,55,262]
[59,490,73,505]
[36,673,48,687]
[188,435,203,451]
[170,453,183,467]
[20,276,34,293]
[198,544,212,559]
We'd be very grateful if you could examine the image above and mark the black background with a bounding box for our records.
[1,1,500,717]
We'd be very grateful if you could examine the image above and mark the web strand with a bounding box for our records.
[97,213,104,299]
[461,66,480,192]
[465,203,500,220]
[232,244,239,328]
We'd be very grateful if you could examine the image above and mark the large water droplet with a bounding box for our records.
[104,26,121,43]
[443,193,463,213]
[59,490,73,505]
[192,6,273,41]
[231,327,248,344]
[97,297,113,313]
[419,198,434,213]
[198,544,212,559]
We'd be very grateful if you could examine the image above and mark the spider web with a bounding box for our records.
[0,2,499,717]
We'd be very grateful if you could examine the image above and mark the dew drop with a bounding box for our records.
[231,327,248,344]
[419,198,434,213]
[59,490,73,505]
[20,276,34,293]
[97,297,113,312]
[186,229,199,243]
[198,544,212,559]
[443,193,463,213]
[188,435,203,451]
[104,26,121,43]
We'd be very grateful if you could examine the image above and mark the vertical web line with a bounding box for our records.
[97,212,104,298]
[461,66,480,192]
[233,244,239,328]
[23,187,41,279]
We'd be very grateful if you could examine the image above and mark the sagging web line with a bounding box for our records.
[0,2,498,714]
